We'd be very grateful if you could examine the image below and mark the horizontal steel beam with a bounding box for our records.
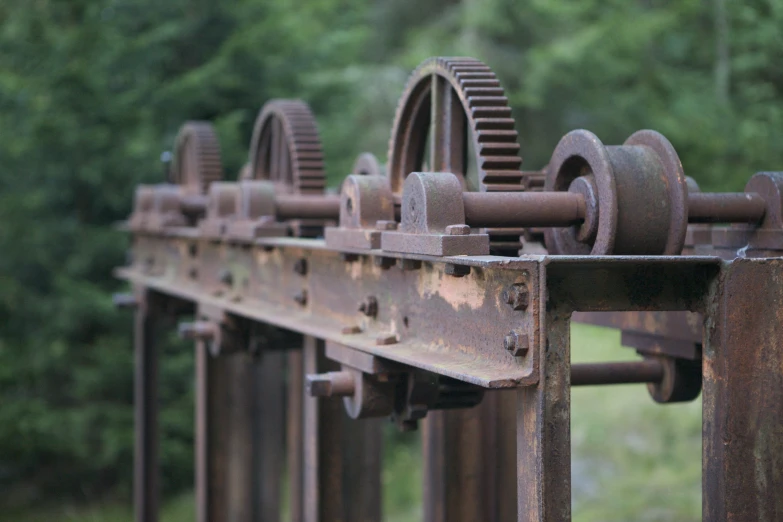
[119,231,720,388]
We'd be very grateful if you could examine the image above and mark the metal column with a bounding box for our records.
[134,287,159,522]
[195,345,285,521]
[422,391,516,522]
[703,258,783,520]
[516,311,571,522]
[300,336,382,522]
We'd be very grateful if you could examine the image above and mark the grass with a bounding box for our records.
[5,324,701,521]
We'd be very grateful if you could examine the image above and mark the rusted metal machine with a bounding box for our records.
[115,57,783,521]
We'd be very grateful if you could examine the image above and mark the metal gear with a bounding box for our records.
[169,121,223,195]
[248,99,326,195]
[352,152,384,177]
[387,57,545,194]
[387,57,544,253]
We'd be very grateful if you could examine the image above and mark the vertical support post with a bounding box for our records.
[134,287,159,522]
[195,345,285,522]
[342,418,383,521]
[288,350,304,522]
[422,392,517,522]
[302,336,344,522]
[703,258,783,521]
[255,350,286,521]
[517,310,571,522]
[195,342,228,522]
[300,336,383,522]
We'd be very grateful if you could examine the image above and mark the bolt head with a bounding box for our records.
[446,224,470,235]
[503,284,529,311]
[374,256,395,269]
[376,334,398,345]
[341,253,360,263]
[359,296,378,317]
[445,263,470,277]
[293,258,308,276]
[504,330,529,357]
[376,220,398,231]
[219,269,233,286]
[294,290,308,306]
[398,258,421,271]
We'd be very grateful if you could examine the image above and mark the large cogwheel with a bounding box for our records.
[247,99,326,195]
[387,57,544,252]
[169,121,223,194]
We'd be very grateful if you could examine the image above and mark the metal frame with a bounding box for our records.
[118,231,783,521]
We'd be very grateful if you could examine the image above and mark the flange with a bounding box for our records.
[544,129,688,255]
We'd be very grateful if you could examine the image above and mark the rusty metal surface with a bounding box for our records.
[301,337,382,522]
[423,391,516,522]
[119,56,783,522]
[287,350,305,522]
[133,288,159,522]
[570,359,664,385]
[703,258,783,521]
[118,237,546,388]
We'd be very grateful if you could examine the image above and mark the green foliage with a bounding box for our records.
[0,0,779,507]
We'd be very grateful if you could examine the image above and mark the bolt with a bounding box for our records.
[445,263,470,277]
[502,283,529,311]
[399,419,418,432]
[398,259,422,271]
[376,220,398,231]
[374,256,396,270]
[503,330,529,357]
[293,258,308,276]
[341,253,360,263]
[359,296,378,318]
[294,289,308,306]
[219,269,233,286]
[178,321,217,341]
[306,371,356,397]
[376,334,398,345]
[341,325,362,334]
[446,224,470,235]
[112,293,137,309]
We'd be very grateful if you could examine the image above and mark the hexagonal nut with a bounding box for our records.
[359,296,378,317]
[503,330,529,357]
[445,224,470,236]
[376,220,398,231]
[503,283,529,311]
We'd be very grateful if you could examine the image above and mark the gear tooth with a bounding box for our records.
[461,79,502,88]
[463,87,505,97]
[477,130,519,142]
[466,96,510,107]
[471,106,513,119]
[474,118,516,130]
[479,142,521,155]
[482,169,524,182]
[454,71,496,81]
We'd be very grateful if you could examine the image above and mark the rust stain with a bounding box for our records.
[417,265,486,311]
